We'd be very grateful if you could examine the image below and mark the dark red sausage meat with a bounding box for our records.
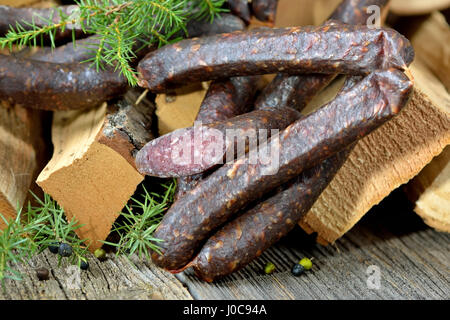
[136,107,301,177]
[137,25,414,92]
[190,147,353,282]
[150,68,414,270]
[252,0,279,23]
[0,55,127,110]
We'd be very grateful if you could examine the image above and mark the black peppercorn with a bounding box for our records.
[291,263,305,277]
[48,242,60,254]
[58,243,73,257]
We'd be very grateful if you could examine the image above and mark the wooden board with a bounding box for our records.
[0,105,48,229]
[1,191,448,300]
[300,60,450,244]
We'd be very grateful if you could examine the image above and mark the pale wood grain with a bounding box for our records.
[178,192,450,300]
[0,105,48,229]
[408,12,450,91]
[299,60,450,244]
[0,251,192,300]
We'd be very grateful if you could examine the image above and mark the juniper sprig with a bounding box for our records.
[0,0,227,85]
[103,180,176,259]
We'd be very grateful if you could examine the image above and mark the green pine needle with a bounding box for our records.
[0,0,226,86]
[0,193,88,285]
[103,180,176,260]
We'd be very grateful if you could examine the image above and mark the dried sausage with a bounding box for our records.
[254,0,391,111]
[176,76,260,198]
[0,5,84,42]
[0,54,127,110]
[252,0,278,23]
[189,147,353,282]
[136,107,301,177]
[137,25,414,92]
[227,0,251,24]
[150,68,414,270]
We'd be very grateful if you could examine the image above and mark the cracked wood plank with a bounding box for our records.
[0,251,192,300]
[2,191,448,300]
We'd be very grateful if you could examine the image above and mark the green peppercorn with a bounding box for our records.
[299,257,313,270]
[58,243,73,257]
[94,248,106,260]
[80,260,89,270]
[36,267,49,281]
[291,263,305,277]
[264,262,276,274]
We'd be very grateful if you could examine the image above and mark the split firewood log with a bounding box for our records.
[405,146,450,232]
[36,90,155,251]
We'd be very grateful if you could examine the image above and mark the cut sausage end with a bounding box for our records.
[135,126,228,177]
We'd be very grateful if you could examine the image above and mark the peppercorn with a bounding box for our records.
[36,267,49,281]
[48,242,60,254]
[291,263,305,277]
[299,258,313,270]
[264,262,276,274]
[58,243,73,257]
[94,248,106,260]
[80,260,89,270]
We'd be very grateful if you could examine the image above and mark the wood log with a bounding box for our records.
[36,90,155,251]
[390,0,450,16]
[299,59,450,244]
[406,12,450,91]
[405,146,450,232]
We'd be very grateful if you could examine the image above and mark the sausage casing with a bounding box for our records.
[150,68,414,270]
[138,25,414,92]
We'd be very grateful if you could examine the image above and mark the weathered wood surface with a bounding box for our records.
[1,191,448,300]
[36,90,154,252]
[0,251,192,300]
